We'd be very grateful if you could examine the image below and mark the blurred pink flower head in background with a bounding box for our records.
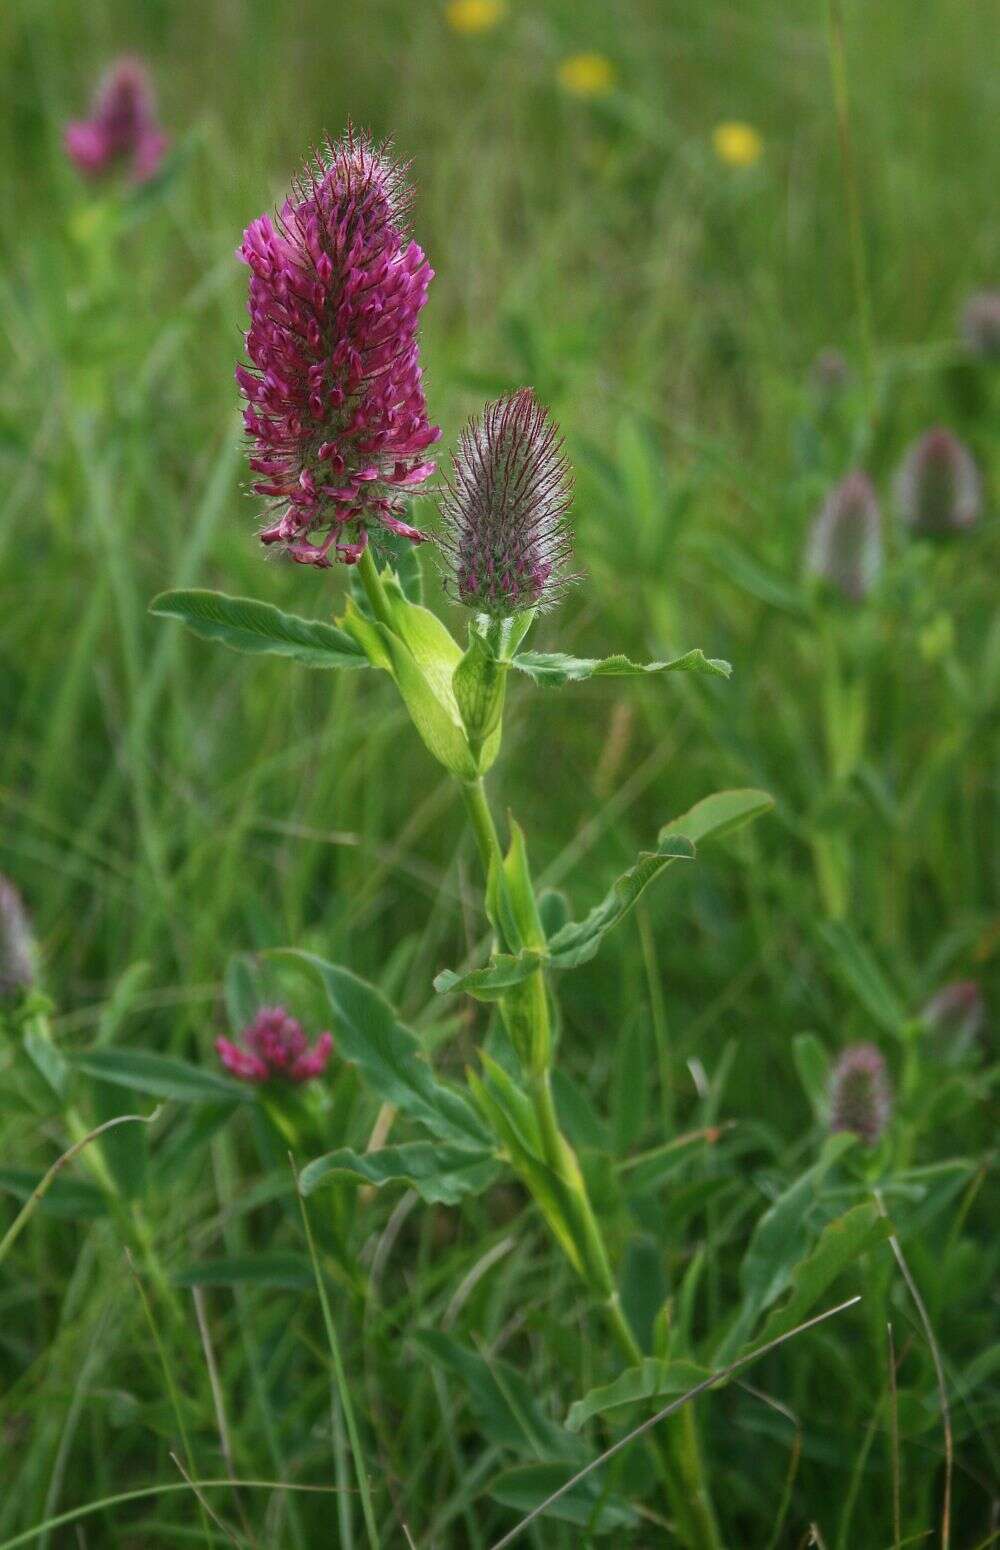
[961,291,1000,360]
[65,56,168,185]
[920,980,985,1060]
[237,127,439,568]
[216,1006,333,1085]
[895,427,981,536]
[0,875,35,1003]
[829,1042,891,1146]
[804,470,883,602]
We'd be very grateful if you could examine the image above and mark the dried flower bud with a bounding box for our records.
[438,389,575,617]
[0,876,36,1003]
[920,980,985,1060]
[895,427,981,535]
[810,348,852,396]
[829,1043,891,1146]
[216,1006,333,1085]
[64,57,168,185]
[961,291,1000,360]
[804,471,883,601]
[237,128,440,568]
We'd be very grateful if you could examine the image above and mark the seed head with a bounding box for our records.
[0,876,36,1003]
[920,980,985,1060]
[805,471,883,601]
[829,1043,891,1146]
[438,389,575,617]
[216,1006,333,1085]
[961,291,1000,360]
[64,57,168,184]
[895,427,981,536]
[237,129,440,568]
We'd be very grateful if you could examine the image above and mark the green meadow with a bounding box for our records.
[0,0,996,1545]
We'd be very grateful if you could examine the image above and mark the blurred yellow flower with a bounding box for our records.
[558,53,616,99]
[712,121,763,168]
[446,0,506,33]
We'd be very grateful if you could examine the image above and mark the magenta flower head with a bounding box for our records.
[437,389,575,617]
[237,128,440,568]
[920,980,985,1060]
[804,471,883,602]
[829,1043,891,1146]
[216,1006,333,1085]
[64,57,168,185]
[961,291,1000,360]
[0,876,36,1004]
[895,427,981,536]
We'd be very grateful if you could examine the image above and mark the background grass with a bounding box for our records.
[0,0,997,1544]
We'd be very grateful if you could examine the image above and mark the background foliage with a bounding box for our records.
[0,0,996,1544]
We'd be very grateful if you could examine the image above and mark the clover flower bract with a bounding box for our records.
[895,427,981,535]
[829,1043,891,1146]
[438,389,575,617]
[64,57,168,185]
[0,876,35,1003]
[805,471,883,602]
[216,1006,333,1085]
[237,129,440,568]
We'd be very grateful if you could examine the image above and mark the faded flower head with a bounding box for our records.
[895,427,981,536]
[216,1006,333,1085]
[438,389,575,617]
[64,57,168,185]
[920,980,985,1060]
[961,291,1000,360]
[712,121,763,168]
[0,876,36,1003]
[805,471,883,602]
[557,54,617,99]
[829,1043,891,1146]
[237,129,440,568]
[446,0,506,33]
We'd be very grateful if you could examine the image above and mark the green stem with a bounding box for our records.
[357,543,395,630]
[460,778,503,875]
[826,0,874,413]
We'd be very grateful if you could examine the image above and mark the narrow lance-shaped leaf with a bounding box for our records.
[69,1049,251,1105]
[565,1358,709,1433]
[150,589,367,668]
[659,788,774,846]
[512,647,731,686]
[749,1201,891,1354]
[300,1142,502,1206]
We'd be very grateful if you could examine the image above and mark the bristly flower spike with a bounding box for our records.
[237,127,440,568]
[438,389,576,617]
[829,1043,891,1146]
[216,1006,333,1085]
[894,427,981,535]
[805,470,883,602]
[0,875,36,1003]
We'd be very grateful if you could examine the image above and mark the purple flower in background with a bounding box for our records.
[829,1043,891,1146]
[64,57,168,185]
[810,348,852,396]
[920,980,985,1060]
[438,389,575,616]
[216,1006,333,1085]
[895,427,981,535]
[961,291,1000,360]
[237,129,440,568]
[0,876,35,1003]
[805,471,883,602]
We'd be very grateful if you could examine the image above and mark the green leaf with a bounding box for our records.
[512,648,731,686]
[69,1049,250,1105]
[150,590,367,668]
[750,1201,891,1353]
[412,1330,584,1461]
[300,1142,501,1205]
[701,538,808,617]
[173,1253,314,1290]
[0,1169,108,1221]
[565,1358,709,1432]
[433,951,545,1000]
[489,1463,640,1532]
[792,1033,831,1124]
[659,788,774,846]
[545,835,695,970]
[818,922,908,1036]
[281,952,488,1147]
[714,1133,855,1363]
